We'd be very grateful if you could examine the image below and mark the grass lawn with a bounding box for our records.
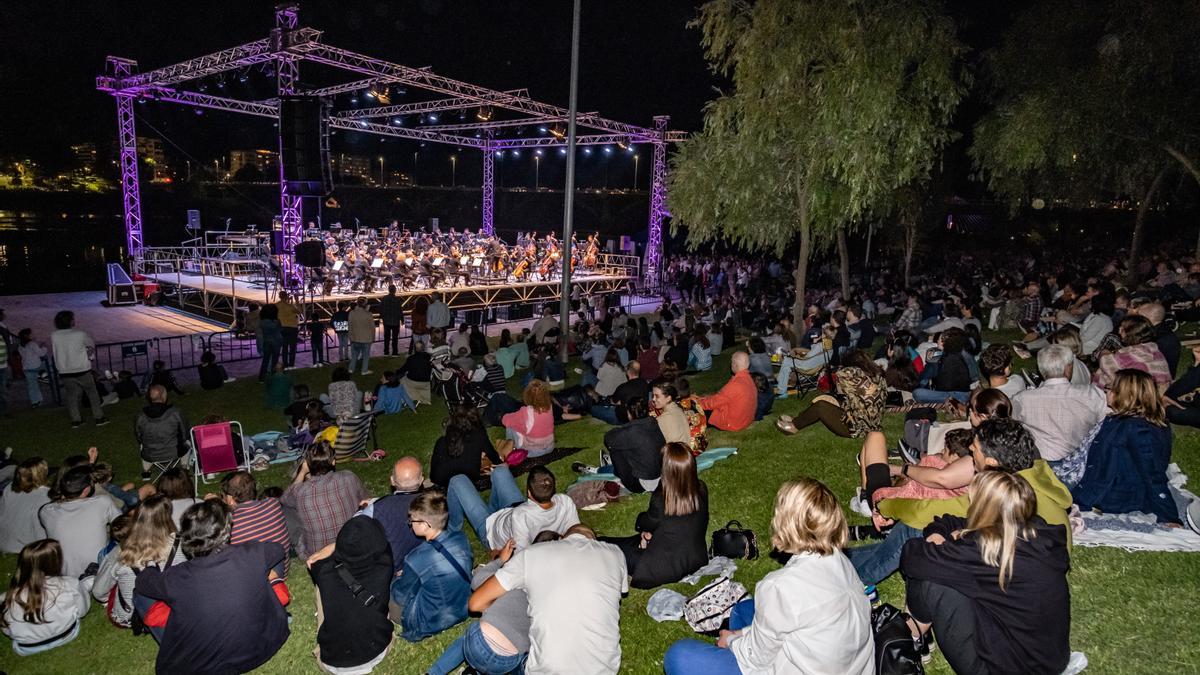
[1,334,1199,674]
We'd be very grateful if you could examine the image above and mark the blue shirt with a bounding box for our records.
[389,530,473,641]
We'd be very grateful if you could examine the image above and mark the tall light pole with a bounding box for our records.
[412,151,418,185]
[558,0,581,362]
[450,155,457,187]
[534,150,542,190]
[633,153,640,190]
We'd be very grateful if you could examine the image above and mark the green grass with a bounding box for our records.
[1,338,1199,674]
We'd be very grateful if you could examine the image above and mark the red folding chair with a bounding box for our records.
[189,421,249,491]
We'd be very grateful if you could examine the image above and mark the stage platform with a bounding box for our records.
[142,269,638,324]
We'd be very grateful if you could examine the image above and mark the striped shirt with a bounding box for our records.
[230,498,291,575]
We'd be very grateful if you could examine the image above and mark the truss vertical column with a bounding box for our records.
[108,57,144,261]
[644,115,669,289]
[481,130,495,235]
[275,4,303,288]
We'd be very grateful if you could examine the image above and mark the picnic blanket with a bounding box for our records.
[471,446,587,490]
[573,447,739,486]
[1073,464,1200,552]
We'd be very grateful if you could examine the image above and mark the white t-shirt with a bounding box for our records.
[494,534,628,675]
[485,494,579,551]
[38,495,122,577]
[50,328,95,375]
[0,485,51,554]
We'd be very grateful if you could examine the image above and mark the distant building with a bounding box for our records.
[229,149,279,176]
[136,137,172,182]
[387,170,412,187]
[70,143,97,174]
[332,154,372,182]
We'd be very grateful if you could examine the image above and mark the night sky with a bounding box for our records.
[0,0,716,180]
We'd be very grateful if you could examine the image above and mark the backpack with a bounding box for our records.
[872,603,925,675]
[683,575,748,635]
[902,416,935,458]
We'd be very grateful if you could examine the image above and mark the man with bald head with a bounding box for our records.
[699,351,758,432]
[135,383,190,480]
[359,456,427,573]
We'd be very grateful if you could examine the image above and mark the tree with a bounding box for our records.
[971,0,1200,278]
[668,0,967,331]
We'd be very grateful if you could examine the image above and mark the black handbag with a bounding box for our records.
[872,603,925,675]
[709,520,759,560]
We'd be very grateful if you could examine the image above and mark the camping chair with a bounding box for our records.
[789,346,833,399]
[190,421,249,490]
[330,410,380,460]
[143,451,187,483]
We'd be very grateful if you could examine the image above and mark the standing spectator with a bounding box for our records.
[409,294,430,355]
[348,297,376,376]
[0,458,51,553]
[276,291,301,369]
[256,304,283,382]
[220,471,290,578]
[1,539,90,656]
[331,301,351,362]
[135,385,190,481]
[17,328,48,407]
[699,352,757,432]
[468,524,627,675]
[37,465,121,577]
[664,478,873,674]
[280,441,371,559]
[307,310,328,366]
[427,293,451,335]
[50,310,108,427]
[310,516,394,672]
[390,490,474,642]
[0,309,9,417]
[380,284,404,356]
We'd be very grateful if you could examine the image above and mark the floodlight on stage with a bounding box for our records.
[558,148,568,156]
[583,148,593,155]
[535,149,544,156]
[539,126,548,134]
[603,146,613,154]
[512,150,521,158]
[549,124,566,140]
[476,106,494,121]
[616,138,630,151]
[428,113,439,122]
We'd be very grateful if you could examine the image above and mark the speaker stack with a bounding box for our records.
[279,96,332,197]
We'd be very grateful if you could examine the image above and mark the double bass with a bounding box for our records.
[583,231,600,268]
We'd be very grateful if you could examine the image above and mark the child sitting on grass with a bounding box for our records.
[871,428,974,502]
[1,539,91,656]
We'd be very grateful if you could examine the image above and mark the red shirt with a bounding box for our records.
[700,369,757,432]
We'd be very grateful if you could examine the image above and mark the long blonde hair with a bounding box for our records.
[963,470,1037,591]
[1109,368,1167,426]
[120,494,177,568]
[770,477,847,555]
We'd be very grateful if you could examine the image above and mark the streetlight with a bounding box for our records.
[633,154,640,190]
[534,149,543,190]
[450,155,457,187]
[378,156,385,186]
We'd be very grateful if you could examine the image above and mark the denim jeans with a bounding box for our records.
[428,621,527,675]
[337,332,351,361]
[911,388,969,404]
[24,366,44,406]
[775,353,824,396]
[845,522,922,585]
[258,343,280,381]
[349,342,371,374]
[589,404,620,425]
[446,465,525,546]
[663,599,756,675]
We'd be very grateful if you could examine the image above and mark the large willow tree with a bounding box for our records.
[669,0,966,326]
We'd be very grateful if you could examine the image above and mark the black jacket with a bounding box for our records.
[631,482,709,589]
[310,518,394,669]
[604,417,666,493]
[430,428,502,488]
[399,351,433,382]
[136,402,190,463]
[901,515,1071,675]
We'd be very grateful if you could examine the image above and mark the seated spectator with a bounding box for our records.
[601,443,708,588]
[777,350,885,438]
[902,471,1071,675]
[134,500,289,674]
[468,524,628,674]
[150,359,185,396]
[469,324,488,356]
[912,327,978,403]
[884,340,921,396]
[310,516,394,673]
[470,354,508,396]
[399,340,434,405]
[584,397,667,492]
[662,333,690,372]
[1072,369,1180,524]
[751,372,774,420]
[746,336,773,379]
[136,385,190,481]
[447,466,578,553]
[636,337,661,382]
[1165,339,1200,428]
[774,325,834,398]
[373,370,418,414]
[451,346,475,374]
[432,407,501,489]
[283,384,318,429]
[699,351,757,432]
[1095,315,1172,393]
[1,539,90,656]
[450,323,472,358]
[595,349,628,398]
[687,327,713,372]
[196,351,229,391]
[37,465,121,577]
[873,427,975,503]
[1012,345,1108,464]
[280,441,371,559]
[92,515,135,628]
[390,490,474,642]
[1138,301,1181,376]
[664,478,873,674]
[977,343,1028,400]
[1045,326,1093,386]
[651,379,705,453]
[221,471,290,578]
[264,361,293,409]
[0,457,51,553]
[113,369,141,400]
[591,360,647,425]
[500,380,556,457]
[156,468,198,528]
[326,366,363,419]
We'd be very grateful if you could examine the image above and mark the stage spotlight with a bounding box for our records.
[351,96,359,105]
[583,147,593,155]
[535,149,544,156]
[195,109,204,115]
[419,114,427,124]
[238,70,249,83]
[476,106,493,121]
[549,124,566,140]
[512,150,521,158]
[474,132,482,139]
[517,126,527,135]
[428,113,439,122]
[458,110,467,120]
[603,146,613,154]
[216,76,225,88]
[198,83,207,92]
[558,148,568,156]
[495,150,503,157]
[391,117,404,125]
[373,85,391,104]
[538,126,548,134]
[616,138,630,151]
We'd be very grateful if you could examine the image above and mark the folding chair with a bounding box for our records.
[143,452,186,483]
[190,421,249,491]
[330,410,380,461]
[789,347,833,399]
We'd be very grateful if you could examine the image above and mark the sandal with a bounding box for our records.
[779,414,793,423]
[775,418,799,435]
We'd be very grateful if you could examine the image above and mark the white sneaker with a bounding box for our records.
[849,488,873,518]
[1185,500,1200,536]
[101,392,120,406]
[361,370,373,376]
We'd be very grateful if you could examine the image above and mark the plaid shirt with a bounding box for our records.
[280,470,370,558]
[1022,295,1043,324]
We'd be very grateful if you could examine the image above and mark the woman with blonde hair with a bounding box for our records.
[600,442,708,588]
[500,379,555,457]
[0,457,51,553]
[901,470,1071,675]
[664,477,873,674]
[1071,368,1180,524]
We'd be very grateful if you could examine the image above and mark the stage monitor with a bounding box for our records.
[279,96,332,196]
[186,209,201,232]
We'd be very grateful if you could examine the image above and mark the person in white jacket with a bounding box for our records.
[664,478,874,675]
[50,310,108,428]
[1,539,91,656]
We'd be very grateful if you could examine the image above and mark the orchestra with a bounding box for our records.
[301,222,603,296]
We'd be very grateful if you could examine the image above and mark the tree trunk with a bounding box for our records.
[1163,145,1200,258]
[903,217,918,288]
[836,228,851,299]
[792,188,811,342]
[1128,166,1168,286]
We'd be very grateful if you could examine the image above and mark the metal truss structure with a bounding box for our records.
[96,2,682,283]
